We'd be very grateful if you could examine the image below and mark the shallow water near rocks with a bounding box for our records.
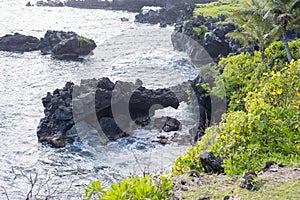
[0,0,199,198]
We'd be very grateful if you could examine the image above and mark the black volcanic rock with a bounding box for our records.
[135,3,194,25]
[200,152,224,174]
[37,75,215,148]
[36,0,64,7]
[37,78,184,147]
[171,15,242,62]
[0,33,40,52]
[39,30,96,59]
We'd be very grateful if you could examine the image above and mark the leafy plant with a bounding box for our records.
[192,25,208,40]
[83,180,106,200]
[83,175,173,200]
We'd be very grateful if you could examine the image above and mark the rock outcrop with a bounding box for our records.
[39,30,97,59]
[171,15,243,62]
[37,74,217,148]
[0,33,40,52]
[135,1,195,26]
[37,77,182,147]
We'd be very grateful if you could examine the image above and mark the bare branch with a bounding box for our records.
[1,186,10,200]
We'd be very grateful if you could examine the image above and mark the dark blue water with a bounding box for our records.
[0,1,199,199]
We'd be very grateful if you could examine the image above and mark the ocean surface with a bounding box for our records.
[0,0,200,199]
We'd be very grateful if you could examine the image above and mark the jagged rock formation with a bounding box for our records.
[171,15,243,62]
[37,75,219,147]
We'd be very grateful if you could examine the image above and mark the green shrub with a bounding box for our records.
[83,180,106,200]
[192,25,208,40]
[173,60,300,175]
[218,51,265,111]
[216,39,300,111]
[83,175,173,200]
[265,39,300,70]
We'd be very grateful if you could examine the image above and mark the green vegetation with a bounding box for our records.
[194,0,245,18]
[227,0,279,61]
[219,39,300,111]
[265,0,300,62]
[78,36,92,47]
[173,46,300,175]
[192,25,208,40]
[83,175,173,200]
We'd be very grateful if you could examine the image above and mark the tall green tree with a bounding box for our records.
[228,0,278,62]
[265,0,300,62]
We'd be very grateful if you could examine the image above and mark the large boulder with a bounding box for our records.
[39,30,96,59]
[0,33,40,52]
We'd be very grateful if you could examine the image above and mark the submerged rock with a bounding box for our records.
[0,33,40,52]
[39,30,97,59]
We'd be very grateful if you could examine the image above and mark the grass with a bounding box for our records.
[172,167,300,199]
[194,0,246,18]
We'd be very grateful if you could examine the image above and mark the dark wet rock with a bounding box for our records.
[38,30,96,59]
[39,134,66,148]
[37,77,184,147]
[120,17,129,22]
[135,10,161,24]
[36,0,64,7]
[37,71,219,148]
[152,133,178,145]
[37,82,75,148]
[26,1,32,6]
[0,33,40,52]
[171,15,241,62]
[240,171,258,190]
[99,117,128,140]
[200,152,224,174]
[153,116,181,132]
[135,4,194,25]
